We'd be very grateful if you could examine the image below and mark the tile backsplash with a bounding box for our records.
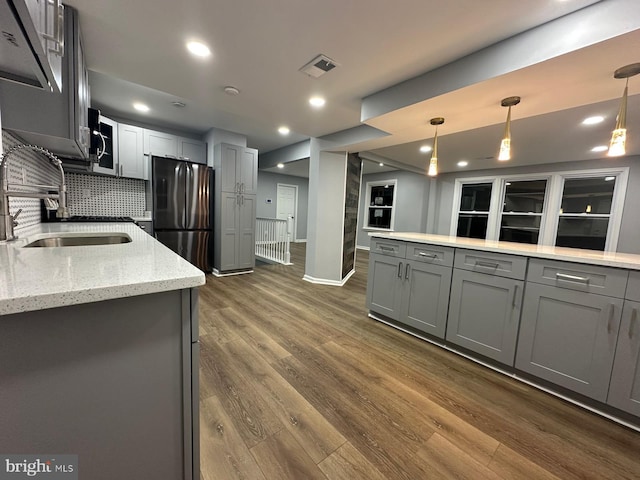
[2,130,62,234]
[66,173,146,217]
[2,130,148,235]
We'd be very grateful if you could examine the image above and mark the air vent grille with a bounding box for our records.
[299,54,339,78]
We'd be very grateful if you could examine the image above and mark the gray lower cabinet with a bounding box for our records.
[607,301,640,416]
[366,253,404,321]
[215,192,256,272]
[367,243,452,338]
[515,282,623,402]
[446,269,523,365]
[403,259,452,338]
[0,289,200,480]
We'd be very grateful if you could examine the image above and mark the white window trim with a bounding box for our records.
[363,179,397,231]
[449,167,629,252]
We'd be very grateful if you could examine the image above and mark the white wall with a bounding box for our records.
[256,171,309,240]
[357,170,430,249]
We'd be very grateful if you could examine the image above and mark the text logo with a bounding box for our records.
[0,456,77,480]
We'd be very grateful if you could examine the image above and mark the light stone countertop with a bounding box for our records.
[370,232,640,270]
[0,222,205,316]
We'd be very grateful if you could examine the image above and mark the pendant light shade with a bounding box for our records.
[428,117,444,177]
[608,63,640,157]
[498,96,520,161]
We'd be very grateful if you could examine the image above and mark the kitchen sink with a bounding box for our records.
[23,233,132,247]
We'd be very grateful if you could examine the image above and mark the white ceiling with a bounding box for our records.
[64,0,640,174]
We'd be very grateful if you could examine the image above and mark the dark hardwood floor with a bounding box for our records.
[198,244,640,480]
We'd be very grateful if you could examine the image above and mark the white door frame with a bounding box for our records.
[277,183,298,242]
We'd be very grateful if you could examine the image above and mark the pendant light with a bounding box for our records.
[498,96,521,161]
[608,63,640,157]
[427,117,444,177]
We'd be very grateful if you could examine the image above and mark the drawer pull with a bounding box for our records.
[475,260,499,269]
[379,245,395,252]
[630,308,638,339]
[397,262,403,278]
[418,252,437,258]
[405,263,411,280]
[607,303,615,334]
[555,272,590,284]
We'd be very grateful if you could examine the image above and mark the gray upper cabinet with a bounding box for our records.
[118,124,146,180]
[516,281,623,402]
[179,138,206,164]
[0,0,63,92]
[0,6,89,158]
[214,143,258,194]
[446,268,523,365]
[607,270,640,416]
[144,129,179,158]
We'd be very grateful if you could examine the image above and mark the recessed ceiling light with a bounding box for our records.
[277,163,284,169]
[133,102,150,113]
[186,41,211,57]
[591,145,608,152]
[419,145,432,153]
[309,96,326,108]
[278,126,290,135]
[582,115,604,125]
[457,160,469,167]
[379,162,384,167]
[605,176,616,181]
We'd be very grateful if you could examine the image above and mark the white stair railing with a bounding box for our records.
[256,216,293,265]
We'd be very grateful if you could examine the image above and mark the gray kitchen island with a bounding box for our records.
[0,222,205,480]
[367,232,640,430]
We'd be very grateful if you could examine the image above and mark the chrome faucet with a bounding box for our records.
[0,144,70,241]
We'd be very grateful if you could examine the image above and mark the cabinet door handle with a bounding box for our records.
[397,262,403,278]
[236,182,240,194]
[512,285,519,308]
[630,308,638,338]
[475,260,499,269]
[405,263,411,280]
[607,303,615,334]
[556,272,590,285]
[418,252,437,258]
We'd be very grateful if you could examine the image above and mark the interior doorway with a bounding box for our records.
[276,183,298,242]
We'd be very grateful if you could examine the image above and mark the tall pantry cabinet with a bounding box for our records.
[213,143,258,275]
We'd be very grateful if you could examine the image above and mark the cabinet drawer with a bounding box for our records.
[626,271,640,301]
[527,259,628,298]
[454,249,527,280]
[406,243,454,267]
[370,239,406,258]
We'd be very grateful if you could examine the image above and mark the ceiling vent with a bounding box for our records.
[299,54,339,78]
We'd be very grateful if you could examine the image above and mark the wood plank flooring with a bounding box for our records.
[198,244,640,480]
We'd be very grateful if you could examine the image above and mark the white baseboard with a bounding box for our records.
[211,268,254,277]
[303,268,355,286]
[356,245,370,251]
[295,239,307,243]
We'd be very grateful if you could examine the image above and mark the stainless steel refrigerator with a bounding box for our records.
[152,156,212,272]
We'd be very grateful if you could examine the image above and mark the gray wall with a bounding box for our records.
[357,170,430,249]
[431,155,640,254]
[256,171,309,241]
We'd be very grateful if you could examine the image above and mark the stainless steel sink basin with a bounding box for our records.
[24,233,132,247]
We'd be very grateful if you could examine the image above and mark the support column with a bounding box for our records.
[304,139,361,286]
